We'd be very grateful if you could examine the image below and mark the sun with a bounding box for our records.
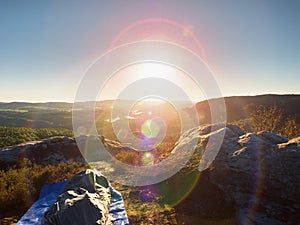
[98,61,204,101]
[133,62,175,79]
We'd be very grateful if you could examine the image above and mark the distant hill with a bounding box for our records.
[0,94,299,129]
[0,102,72,109]
[193,94,300,124]
[0,99,191,130]
[0,103,74,129]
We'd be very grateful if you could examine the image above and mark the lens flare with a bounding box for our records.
[141,152,154,166]
[158,171,200,207]
[139,170,201,207]
[73,40,226,186]
[108,18,208,62]
[141,119,160,138]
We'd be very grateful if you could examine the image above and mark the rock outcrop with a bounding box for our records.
[0,137,84,169]
[173,124,300,225]
[0,135,138,170]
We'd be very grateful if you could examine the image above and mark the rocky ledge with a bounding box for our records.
[0,137,84,169]
[0,135,138,170]
[172,124,300,225]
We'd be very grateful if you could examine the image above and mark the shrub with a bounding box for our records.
[235,105,299,138]
[0,160,88,219]
[115,151,138,165]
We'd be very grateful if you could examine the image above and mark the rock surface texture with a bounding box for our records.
[0,135,138,170]
[173,124,300,225]
[0,137,83,169]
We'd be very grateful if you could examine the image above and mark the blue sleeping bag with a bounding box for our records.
[17,171,129,225]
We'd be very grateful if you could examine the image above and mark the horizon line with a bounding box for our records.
[0,93,300,104]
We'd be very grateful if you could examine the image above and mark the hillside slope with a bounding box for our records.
[193,94,300,124]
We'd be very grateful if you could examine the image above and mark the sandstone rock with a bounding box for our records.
[257,131,288,145]
[0,135,138,170]
[0,136,85,169]
[172,123,300,225]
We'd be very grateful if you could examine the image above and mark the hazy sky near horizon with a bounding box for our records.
[0,0,299,102]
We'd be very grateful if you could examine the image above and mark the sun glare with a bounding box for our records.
[98,62,204,101]
[135,62,174,79]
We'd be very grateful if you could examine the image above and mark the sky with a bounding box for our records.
[0,0,299,102]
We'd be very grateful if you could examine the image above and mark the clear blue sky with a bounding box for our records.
[0,0,299,102]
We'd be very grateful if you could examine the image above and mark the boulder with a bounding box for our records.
[173,124,300,225]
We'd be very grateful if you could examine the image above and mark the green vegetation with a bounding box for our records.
[196,94,300,126]
[115,151,138,165]
[0,107,73,129]
[234,105,300,138]
[0,109,28,113]
[0,126,73,148]
[0,160,179,225]
[0,152,235,225]
[0,160,89,223]
[249,105,299,138]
